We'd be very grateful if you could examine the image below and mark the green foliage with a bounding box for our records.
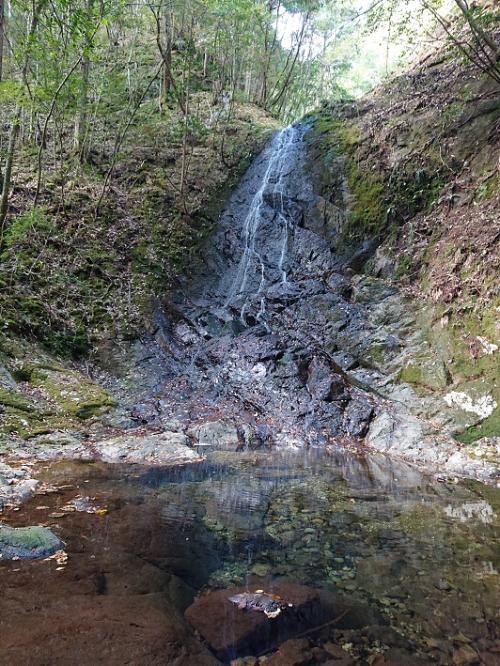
[456,407,500,444]
[0,80,27,105]
[2,209,55,251]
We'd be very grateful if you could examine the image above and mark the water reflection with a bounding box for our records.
[1,449,498,665]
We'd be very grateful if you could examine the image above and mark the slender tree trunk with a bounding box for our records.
[454,0,499,56]
[0,0,5,83]
[37,53,84,204]
[269,13,309,111]
[203,50,209,79]
[0,105,21,237]
[74,0,94,160]
[161,6,173,102]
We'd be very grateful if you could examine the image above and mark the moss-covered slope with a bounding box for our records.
[306,34,499,446]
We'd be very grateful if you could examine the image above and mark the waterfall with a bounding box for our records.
[224,125,299,323]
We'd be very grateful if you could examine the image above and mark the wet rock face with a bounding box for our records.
[306,357,345,403]
[151,124,368,448]
[343,395,374,438]
[0,525,62,559]
[129,123,498,480]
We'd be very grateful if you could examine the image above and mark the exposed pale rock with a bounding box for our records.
[367,409,498,481]
[94,431,200,464]
[0,463,39,507]
[187,420,240,451]
[443,391,497,419]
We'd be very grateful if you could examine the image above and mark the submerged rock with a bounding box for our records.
[266,638,314,666]
[0,525,62,559]
[185,582,345,661]
[229,591,289,618]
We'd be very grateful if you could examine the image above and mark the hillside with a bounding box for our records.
[0,99,278,444]
[306,31,499,452]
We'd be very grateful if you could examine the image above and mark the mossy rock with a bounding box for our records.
[0,387,38,413]
[0,409,79,439]
[456,405,500,444]
[398,358,450,392]
[0,525,63,559]
[29,367,116,419]
[367,342,387,366]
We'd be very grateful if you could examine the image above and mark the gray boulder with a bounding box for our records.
[187,420,241,451]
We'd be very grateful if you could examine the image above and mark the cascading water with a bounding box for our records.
[224,125,300,326]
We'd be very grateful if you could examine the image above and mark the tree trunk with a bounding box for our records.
[159,3,173,107]
[0,0,5,83]
[74,0,94,160]
[454,0,499,56]
[0,105,21,237]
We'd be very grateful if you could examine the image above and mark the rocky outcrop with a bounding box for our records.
[120,122,496,482]
[92,431,200,464]
[8,429,202,466]
[187,420,241,451]
[0,462,39,508]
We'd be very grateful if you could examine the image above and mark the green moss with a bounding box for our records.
[29,367,116,419]
[344,163,386,240]
[0,387,37,412]
[476,172,499,200]
[398,364,422,385]
[398,358,449,391]
[0,525,62,559]
[441,100,465,126]
[395,256,413,277]
[368,342,387,365]
[0,406,79,439]
[456,406,500,444]
[395,505,438,534]
[1,208,55,252]
[310,109,445,244]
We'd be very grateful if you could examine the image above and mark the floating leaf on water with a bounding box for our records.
[44,549,68,566]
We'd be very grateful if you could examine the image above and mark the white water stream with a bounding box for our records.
[224,126,299,325]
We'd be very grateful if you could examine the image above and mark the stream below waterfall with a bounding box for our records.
[0,125,498,664]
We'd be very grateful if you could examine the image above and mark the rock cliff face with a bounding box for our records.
[88,117,495,482]
[302,36,499,474]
